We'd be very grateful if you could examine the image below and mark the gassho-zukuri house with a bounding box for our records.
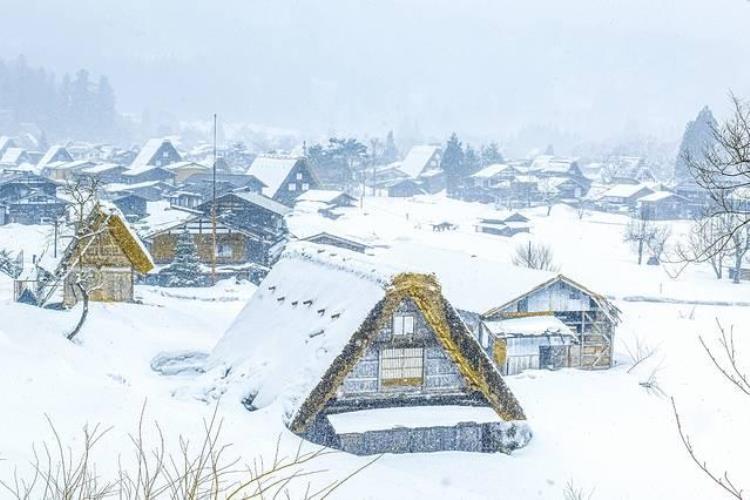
[207,242,619,455]
[208,244,532,455]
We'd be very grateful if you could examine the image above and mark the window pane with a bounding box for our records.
[404,315,414,334]
[393,315,403,335]
[380,347,424,386]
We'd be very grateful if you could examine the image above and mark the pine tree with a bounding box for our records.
[464,144,481,176]
[480,142,504,166]
[441,133,465,197]
[675,106,717,183]
[383,130,399,163]
[162,228,203,287]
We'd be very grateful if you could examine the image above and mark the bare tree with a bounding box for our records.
[512,241,559,271]
[646,223,671,265]
[682,94,750,276]
[672,320,748,499]
[623,213,658,265]
[679,215,732,279]
[1,404,377,500]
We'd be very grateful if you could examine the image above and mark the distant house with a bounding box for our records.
[398,145,444,193]
[673,180,712,218]
[146,215,281,268]
[167,190,204,210]
[598,183,654,210]
[43,160,97,181]
[165,161,210,184]
[112,193,149,221]
[56,205,154,306]
[382,178,425,198]
[470,164,518,189]
[209,248,531,455]
[130,138,182,169]
[122,165,176,185]
[78,163,128,184]
[1,191,68,225]
[475,212,530,237]
[107,181,173,201]
[0,148,33,166]
[245,155,320,206]
[295,189,356,218]
[481,275,620,373]
[0,136,16,158]
[0,171,58,200]
[301,232,371,253]
[37,145,74,173]
[637,191,687,220]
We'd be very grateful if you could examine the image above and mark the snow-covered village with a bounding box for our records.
[2,1,750,499]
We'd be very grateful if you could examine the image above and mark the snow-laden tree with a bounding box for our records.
[675,106,717,183]
[0,249,21,278]
[480,142,504,166]
[383,130,399,164]
[463,144,481,177]
[162,228,203,287]
[441,133,465,196]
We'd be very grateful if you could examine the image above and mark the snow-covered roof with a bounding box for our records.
[399,145,441,178]
[209,245,389,421]
[37,145,72,170]
[600,183,652,199]
[637,191,680,203]
[81,162,125,174]
[106,180,168,192]
[245,155,301,196]
[223,191,291,216]
[483,315,576,338]
[208,242,527,430]
[471,163,513,179]
[123,163,174,177]
[294,189,353,204]
[529,155,579,174]
[164,161,210,172]
[135,201,197,237]
[131,138,176,169]
[1,148,26,164]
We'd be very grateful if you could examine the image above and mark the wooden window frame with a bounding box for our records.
[379,347,424,387]
[392,313,415,336]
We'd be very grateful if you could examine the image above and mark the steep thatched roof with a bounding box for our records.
[289,272,526,434]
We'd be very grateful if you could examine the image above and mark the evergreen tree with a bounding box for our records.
[383,130,399,163]
[162,228,203,287]
[95,75,116,140]
[464,144,481,176]
[441,132,465,196]
[480,142,504,166]
[675,106,718,183]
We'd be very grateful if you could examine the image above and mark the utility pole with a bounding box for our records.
[211,113,218,284]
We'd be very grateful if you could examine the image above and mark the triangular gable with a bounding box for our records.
[482,274,621,324]
[289,273,526,433]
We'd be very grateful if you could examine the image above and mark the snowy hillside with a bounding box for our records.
[1,196,749,499]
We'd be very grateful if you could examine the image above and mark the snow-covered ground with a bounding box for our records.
[1,195,749,499]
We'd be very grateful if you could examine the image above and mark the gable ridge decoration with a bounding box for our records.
[289,272,526,433]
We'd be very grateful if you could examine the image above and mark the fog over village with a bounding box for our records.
[1,1,750,499]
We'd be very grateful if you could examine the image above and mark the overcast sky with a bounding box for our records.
[4,0,750,148]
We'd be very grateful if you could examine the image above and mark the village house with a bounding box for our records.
[208,246,531,455]
[300,232,372,253]
[53,205,154,307]
[294,189,357,218]
[130,138,182,169]
[245,155,320,206]
[77,163,128,184]
[144,191,290,269]
[637,191,688,220]
[164,161,211,184]
[475,212,531,237]
[112,193,148,221]
[36,145,74,173]
[0,147,33,167]
[398,145,444,193]
[107,180,173,201]
[481,275,620,374]
[122,164,176,185]
[43,160,98,182]
[0,171,66,225]
[597,183,654,211]
[0,136,16,158]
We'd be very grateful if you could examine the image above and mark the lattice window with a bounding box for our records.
[379,347,423,387]
[392,314,414,336]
